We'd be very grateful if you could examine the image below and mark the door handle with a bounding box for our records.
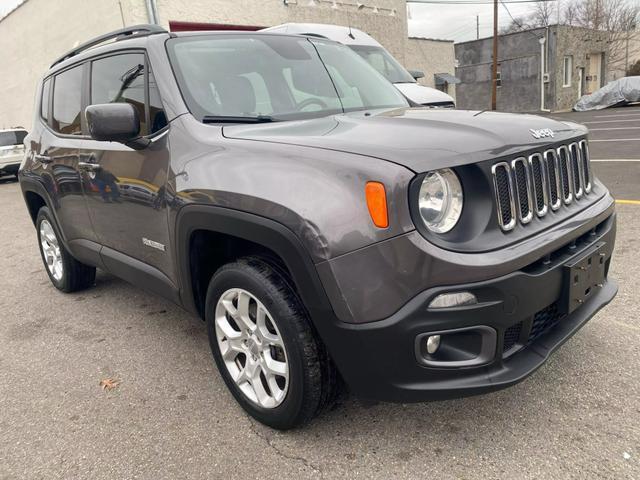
[78,161,101,171]
[34,154,52,164]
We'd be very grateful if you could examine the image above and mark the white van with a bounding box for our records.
[263,23,456,108]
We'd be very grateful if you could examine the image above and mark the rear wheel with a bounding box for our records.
[36,207,96,293]
[205,257,337,429]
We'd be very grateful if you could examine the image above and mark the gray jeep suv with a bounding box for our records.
[19,25,617,429]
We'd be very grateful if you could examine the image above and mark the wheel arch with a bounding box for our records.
[175,205,337,326]
[21,179,51,225]
[20,178,68,246]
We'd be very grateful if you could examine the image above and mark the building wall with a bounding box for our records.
[455,26,610,113]
[406,37,456,99]
[0,0,138,129]
[454,28,546,112]
[156,0,408,62]
[553,26,608,111]
[0,0,411,129]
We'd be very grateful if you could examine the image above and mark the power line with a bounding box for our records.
[500,0,546,38]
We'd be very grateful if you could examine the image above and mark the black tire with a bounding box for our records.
[36,206,96,293]
[205,256,337,430]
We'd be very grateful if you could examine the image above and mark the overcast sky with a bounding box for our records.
[408,1,543,42]
[0,0,20,18]
[0,0,542,43]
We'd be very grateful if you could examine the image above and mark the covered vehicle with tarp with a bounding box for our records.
[574,76,640,111]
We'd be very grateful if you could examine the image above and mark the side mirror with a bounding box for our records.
[85,103,149,150]
[408,69,425,80]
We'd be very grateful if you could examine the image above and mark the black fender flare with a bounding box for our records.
[174,204,338,325]
[19,176,68,243]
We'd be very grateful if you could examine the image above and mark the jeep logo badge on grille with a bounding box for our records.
[530,128,555,139]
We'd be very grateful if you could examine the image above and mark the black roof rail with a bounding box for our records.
[50,24,167,68]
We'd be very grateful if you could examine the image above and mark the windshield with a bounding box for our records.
[0,130,27,147]
[349,45,416,84]
[166,34,408,122]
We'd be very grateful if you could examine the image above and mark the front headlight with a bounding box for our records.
[418,168,463,233]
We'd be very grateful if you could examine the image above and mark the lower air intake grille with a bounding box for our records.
[503,321,523,352]
[528,302,565,345]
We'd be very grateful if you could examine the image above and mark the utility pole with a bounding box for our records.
[477,15,480,39]
[626,33,630,74]
[491,0,498,110]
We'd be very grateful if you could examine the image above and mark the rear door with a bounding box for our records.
[81,51,171,276]
[39,63,98,243]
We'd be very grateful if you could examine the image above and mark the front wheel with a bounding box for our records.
[36,207,96,293]
[205,257,337,429]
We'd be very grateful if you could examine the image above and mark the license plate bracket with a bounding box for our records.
[562,241,607,314]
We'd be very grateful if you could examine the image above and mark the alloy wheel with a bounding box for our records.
[39,219,63,281]
[214,288,289,408]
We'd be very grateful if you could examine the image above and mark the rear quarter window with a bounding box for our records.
[41,78,51,123]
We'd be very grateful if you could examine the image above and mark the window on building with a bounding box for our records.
[563,56,573,87]
[41,78,51,123]
[52,65,83,135]
[91,54,167,136]
[496,65,502,88]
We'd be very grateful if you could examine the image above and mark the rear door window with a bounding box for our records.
[0,130,27,146]
[52,65,84,135]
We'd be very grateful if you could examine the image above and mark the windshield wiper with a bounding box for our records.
[202,115,275,124]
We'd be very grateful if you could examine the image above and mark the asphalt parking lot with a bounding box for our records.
[1,107,639,480]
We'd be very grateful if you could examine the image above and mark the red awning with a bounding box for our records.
[169,21,264,32]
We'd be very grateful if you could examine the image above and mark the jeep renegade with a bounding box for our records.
[19,25,617,429]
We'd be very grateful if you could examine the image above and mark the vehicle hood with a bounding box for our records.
[222,108,588,172]
[393,83,455,105]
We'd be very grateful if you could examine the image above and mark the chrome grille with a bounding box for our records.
[491,162,516,231]
[544,149,561,211]
[579,139,592,193]
[512,157,533,224]
[492,139,593,231]
[569,142,583,199]
[529,153,548,217]
[557,145,573,204]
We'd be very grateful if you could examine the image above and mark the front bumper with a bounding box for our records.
[319,211,617,402]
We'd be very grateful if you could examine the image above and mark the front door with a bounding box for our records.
[586,53,602,94]
[81,52,171,277]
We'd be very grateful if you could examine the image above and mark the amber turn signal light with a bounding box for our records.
[365,181,389,228]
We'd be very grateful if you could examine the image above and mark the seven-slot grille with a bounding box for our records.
[492,139,592,232]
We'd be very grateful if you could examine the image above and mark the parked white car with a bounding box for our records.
[263,23,456,108]
[0,128,27,178]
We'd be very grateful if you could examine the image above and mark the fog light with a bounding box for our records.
[426,335,441,354]
[428,292,477,309]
